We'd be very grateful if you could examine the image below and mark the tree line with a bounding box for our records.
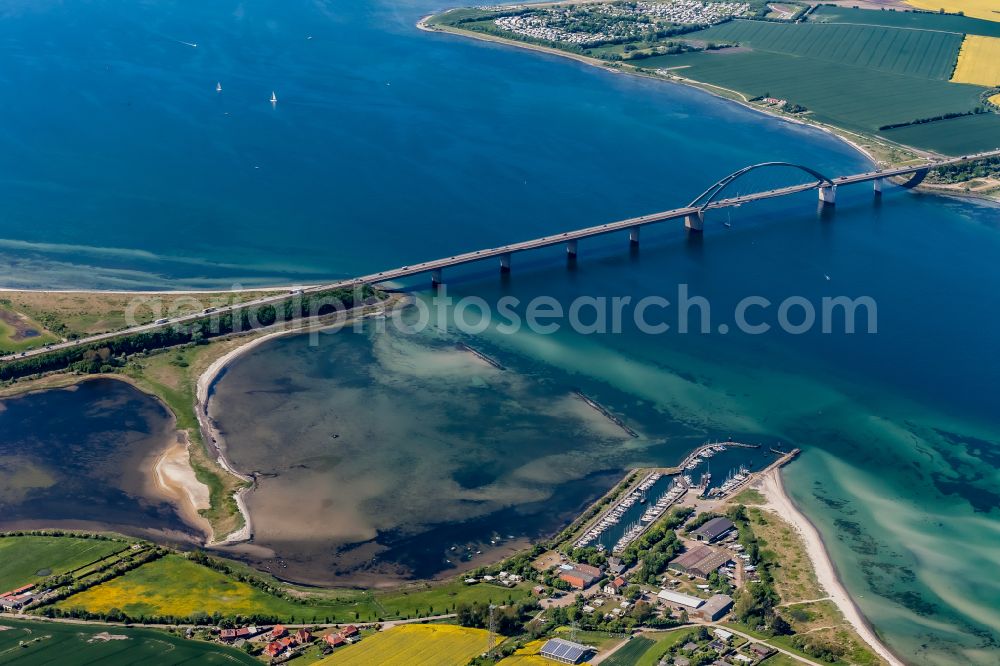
[0,286,380,381]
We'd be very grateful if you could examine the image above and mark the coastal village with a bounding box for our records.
[0,439,887,666]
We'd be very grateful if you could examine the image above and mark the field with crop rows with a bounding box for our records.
[881,113,1000,155]
[692,20,962,79]
[810,6,1000,38]
[640,50,984,132]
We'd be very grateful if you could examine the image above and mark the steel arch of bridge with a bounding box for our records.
[688,162,834,212]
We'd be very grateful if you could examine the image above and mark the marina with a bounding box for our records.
[572,470,682,554]
[570,441,773,554]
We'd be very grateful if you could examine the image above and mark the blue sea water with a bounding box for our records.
[1,1,999,664]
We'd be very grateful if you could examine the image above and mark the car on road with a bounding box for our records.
[154,318,169,324]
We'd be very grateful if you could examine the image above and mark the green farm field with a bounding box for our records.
[691,20,962,79]
[601,636,656,666]
[809,6,1000,38]
[642,50,985,132]
[53,553,530,622]
[0,535,125,592]
[0,617,258,665]
[881,113,1000,155]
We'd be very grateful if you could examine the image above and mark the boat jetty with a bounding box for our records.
[573,390,639,438]
[679,440,760,473]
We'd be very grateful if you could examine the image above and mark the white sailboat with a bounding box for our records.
[270,91,278,105]
[216,82,222,92]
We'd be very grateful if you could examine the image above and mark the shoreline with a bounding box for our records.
[193,297,404,546]
[416,16,886,167]
[151,431,214,541]
[756,467,906,666]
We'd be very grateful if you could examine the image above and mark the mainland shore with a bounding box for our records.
[756,467,905,666]
[419,14,999,205]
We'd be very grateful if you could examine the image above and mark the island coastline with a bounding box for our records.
[756,467,906,666]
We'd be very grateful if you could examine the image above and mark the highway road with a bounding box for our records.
[4,150,998,365]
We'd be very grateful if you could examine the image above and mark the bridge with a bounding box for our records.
[3,150,998,364]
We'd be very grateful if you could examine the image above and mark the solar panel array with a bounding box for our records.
[540,638,589,663]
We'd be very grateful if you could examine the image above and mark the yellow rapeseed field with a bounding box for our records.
[55,555,264,618]
[951,35,1000,86]
[318,624,491,666]
[906,0,1000,23]
[497,639,552,665]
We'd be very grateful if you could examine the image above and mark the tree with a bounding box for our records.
[630,600,653,623]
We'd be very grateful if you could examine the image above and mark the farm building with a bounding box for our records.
[539,637,594,664]
[691,517,736,543]
[558,563,601,589]
[695,593,734,621]
[657,589,705,610]
[669,544,732,578]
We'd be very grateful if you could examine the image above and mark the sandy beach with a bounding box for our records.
[757,468,905,666]
[152,432,213,540]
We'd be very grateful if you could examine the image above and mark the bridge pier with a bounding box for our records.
[819,184,837,206]
[873,177,883,196]
[566,239,578,258]
[685,211,704,233]
[629,226,640,245]
[431,268,442,288]
[499,252,511,274]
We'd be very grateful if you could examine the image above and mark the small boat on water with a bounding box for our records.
[270,91,278,104]
[216,82,222,92]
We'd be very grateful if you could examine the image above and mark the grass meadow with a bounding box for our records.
[0,535,125,592]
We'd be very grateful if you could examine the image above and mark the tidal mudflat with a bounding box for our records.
[206,323,710,586]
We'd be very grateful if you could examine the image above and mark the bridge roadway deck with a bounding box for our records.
[4,150,998,363]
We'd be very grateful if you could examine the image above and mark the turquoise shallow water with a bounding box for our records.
[2,1,999,663]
